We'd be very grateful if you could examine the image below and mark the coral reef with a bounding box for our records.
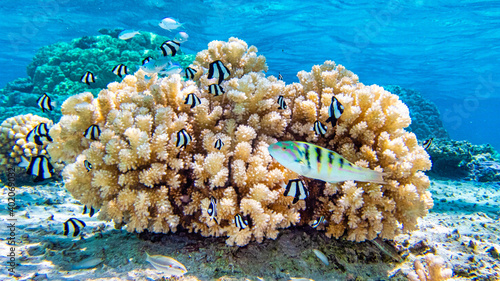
[426,138,498,179]
[407,254,453,281]
[0,32,195,123]
[384,85,449,141]
[466,157,500,182]
[50,38,432,246]
[0,114,53,183]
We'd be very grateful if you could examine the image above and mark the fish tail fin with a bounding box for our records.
[364,169,387,184]
[18,156,30,168]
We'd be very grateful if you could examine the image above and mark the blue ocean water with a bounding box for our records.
[0,0,499,149]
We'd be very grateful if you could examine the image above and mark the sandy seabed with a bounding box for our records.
[1,176,499,281]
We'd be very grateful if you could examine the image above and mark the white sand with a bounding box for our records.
[1,178,499,280]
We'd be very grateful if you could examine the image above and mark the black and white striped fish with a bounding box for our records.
[214,139,224,150]
[184,93,201,108]
[312,216,325,228]
[112,64,128,78]
[207,60,230,84]
[160,40,180,56]
[81,71,95,85]
[26,155,54,182]
[313,121,327,137]
[26,123,52,145]
[142,56,153,65]
[83,205,96,217]
[234,214,248,230]
[284,179,308,204]
[84,160,92,172]
[423,138,433,150]
[207,196,218,224]
[83,124,101,140]
[37,93,55,112]
[208,84,224,96]
[278,73,283,80]
[185,67,197,80]
[277,95,287,110]
[326,96,344,127]
[63,218,86,237]
[176,129,192,149]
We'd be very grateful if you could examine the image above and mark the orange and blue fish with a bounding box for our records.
[268,141,386,184]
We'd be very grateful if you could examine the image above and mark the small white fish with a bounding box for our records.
[277,95,287,110]
[208,84,225,96]
[184,67,197,79]
[146,252,187,277]
[118,29,140,40]
[284,179,308,204]
[326,96,344,127]
[83,124,101,141]
[159,17,183,31]
[214,139,224,150]
[312,249,329,266]
[174,31,189,43]
[311,216,325,228]
[37,93,55,112]
[84,160,93,172]
[81,71,95,85]
[207,196,218,224]
[176,129,192,148]
[160,40,181,56]
[72,256,104,270]
[313,120,327,137]
[184,93,201,108]
[63,218,86,237]
[207,60,230,84]
[158,62,183,76]
[234,214,248,230]
[27,155,54,182]
[140,57,171,74]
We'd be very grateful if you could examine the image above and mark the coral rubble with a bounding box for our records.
[407,254,453,281]
[49,38,433,246]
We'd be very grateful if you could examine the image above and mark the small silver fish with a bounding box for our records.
[159,17,183,31]
[158,62,183,76]
[312,249,329,266]
[140,57,171,74]
[146,252,187,277]
[71,256,104,270]
[118,29,140,40]
[174,31,189,43]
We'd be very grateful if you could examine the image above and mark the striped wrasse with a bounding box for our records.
[268,141,386,184]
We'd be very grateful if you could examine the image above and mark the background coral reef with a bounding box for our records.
[0,30,195,123]
[384,85,449,141]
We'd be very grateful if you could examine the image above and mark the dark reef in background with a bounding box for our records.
[0,31,195,125]
[384,85,449,141]
[385,85,500,182]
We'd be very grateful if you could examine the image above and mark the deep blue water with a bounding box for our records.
[1,0,499,149]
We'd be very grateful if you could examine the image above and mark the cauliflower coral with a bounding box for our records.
[48,37,432,246]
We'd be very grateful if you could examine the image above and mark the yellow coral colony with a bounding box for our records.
[49,37,432,246]
[0,114,52,181]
